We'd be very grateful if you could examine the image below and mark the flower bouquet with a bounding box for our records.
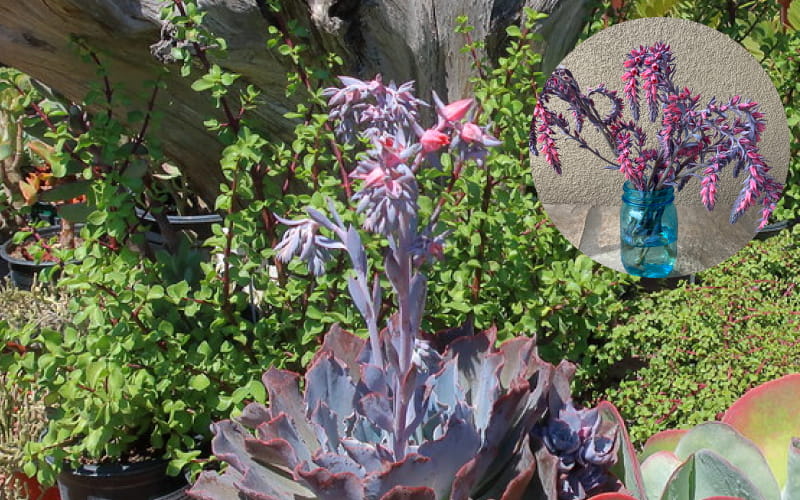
[530,42,783,277]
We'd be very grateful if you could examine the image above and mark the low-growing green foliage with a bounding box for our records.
[581,224,800,445]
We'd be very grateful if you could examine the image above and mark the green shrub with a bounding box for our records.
[581,224,800,445]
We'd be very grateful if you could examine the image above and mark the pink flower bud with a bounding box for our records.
[461,122,483,143]
[440,98,473,122]
[420,129,450,153]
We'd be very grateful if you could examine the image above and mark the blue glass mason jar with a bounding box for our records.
[619,181,678,277]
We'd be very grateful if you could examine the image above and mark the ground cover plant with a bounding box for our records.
[580,224,800,446]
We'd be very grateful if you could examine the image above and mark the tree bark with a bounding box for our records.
[0,0,590,202]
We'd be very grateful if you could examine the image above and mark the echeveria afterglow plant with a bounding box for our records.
[189,76,627,500]
[530,42,783,228]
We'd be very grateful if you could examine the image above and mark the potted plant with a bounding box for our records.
[4,233,284,498]
[0,68,90,288]
[530,42,783,278]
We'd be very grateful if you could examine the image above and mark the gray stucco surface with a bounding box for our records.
[530,18,791,275]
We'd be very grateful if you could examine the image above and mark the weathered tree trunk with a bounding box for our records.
[0,0,589,202]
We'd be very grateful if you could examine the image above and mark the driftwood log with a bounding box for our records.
[0,0,589,202]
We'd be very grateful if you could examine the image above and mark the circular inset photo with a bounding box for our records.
[529,17,790,278]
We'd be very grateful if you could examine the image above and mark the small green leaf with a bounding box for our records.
[58,203,92,223]
[189,374,211,391]
[86,210,107,225]
[506,25,522,38]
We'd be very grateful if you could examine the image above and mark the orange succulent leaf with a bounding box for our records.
[19,179,39,204]
[26,139,56,166]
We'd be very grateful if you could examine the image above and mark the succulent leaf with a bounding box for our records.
[782,438,800,500]
[673,422,779,499]
[597,401,647,500]
[640,430,688,463]
[587,494,641,500]
[660,449,765,500]
[380,485,436,500]
[721,374,800,489]
[640,451,681,500]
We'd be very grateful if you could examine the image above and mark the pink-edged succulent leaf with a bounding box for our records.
[497,335,546,386]
[365,417,481,499]
[783,437,800,500]
[188,420,316,500]
[661,449,765,500]
[640,450,681,500]
[475,432,538,500]
[450,337,551,498]
[318,324,367,381]
[310,401,344,452]
[244,436,301,470]
[295,466,364,500]
[379,485,436,500]
[640,429,688,463]
[188,470,244,500]
[673,422,779,498]
[261,368,319,451]
[304,352,357,433]
[341,439,392,474]
[256,412,313,464]
[597,401,647,500]
[358,392,395,433]
[721,374,800,489]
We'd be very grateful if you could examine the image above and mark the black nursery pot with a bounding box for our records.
[135,207,223,253]
[57,459,189,500]
[0,225,61,290]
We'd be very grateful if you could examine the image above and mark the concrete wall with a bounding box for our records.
[530,17,791,274]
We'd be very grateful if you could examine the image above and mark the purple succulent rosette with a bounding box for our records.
[530,42,783,228]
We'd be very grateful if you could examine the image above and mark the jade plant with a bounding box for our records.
[188,77,629,499]
[530,42,783,228]
[591,374,800,500]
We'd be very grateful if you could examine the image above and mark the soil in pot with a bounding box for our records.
[0,226,81,290]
